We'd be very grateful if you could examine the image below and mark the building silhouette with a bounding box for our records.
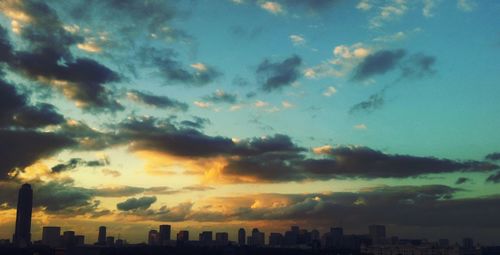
[159,225,171,244]
[248,228,265,246]
[238,228,246,245]
[97,226,106,245]
[199,231,213,242]
[148,230,159,245]
[369,225,386,245]
[215,232,229,244]
[42,226,61,248]
[177,230,189,242]
[12,183,33,247]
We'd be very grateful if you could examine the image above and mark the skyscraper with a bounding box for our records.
[42,226,61,248]
[97,226,106,245]
[159,225,171,244]
[238,228,246,245]
[369,225,386,245]
[13,183,33,247]
[148,230,159,245]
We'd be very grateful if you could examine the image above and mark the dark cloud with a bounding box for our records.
[127,90,188,111]
[117,196,157,211]
[352,49,406,81]
[305,146,498,179]
[0,130,75,179]
[349,90,385,114]
[0,78,65,128]
[115,116,234,157]
[0,26,14,63]
[281,0,343,12]
[401,53,436,79]
[12,52,123,112]
[180,117,211,130]
[35,180,96,212]
[141,47,221,86]
[122,184,500,239]
[486,171,500,183]
[256,55,302,92]
[0,1,122,112]
[13,0,84,59]
[232,76,250,87]
[51,157,110,173]
[223,145,498,182]
[486,152,500,161]
[455,177,471,185]
[202,90,238,104]
[58,0,182,41]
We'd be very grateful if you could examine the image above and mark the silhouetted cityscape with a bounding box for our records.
[1,183,499,255]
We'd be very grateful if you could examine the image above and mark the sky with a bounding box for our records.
[0,0,499,245]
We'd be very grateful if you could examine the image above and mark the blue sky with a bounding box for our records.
[0,0,499,244]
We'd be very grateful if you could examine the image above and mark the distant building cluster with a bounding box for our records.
[1,184,499,255]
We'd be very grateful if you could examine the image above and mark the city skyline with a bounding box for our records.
[0,0,499,246]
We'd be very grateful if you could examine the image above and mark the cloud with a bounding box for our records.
[101,169,121,178]
[305,43,369,79]
[34,180,97,213]
[193,101,211,109]
[0,78,65,129]
[369,0,409,28]
[400,53,436,79]
[115,116,234,157]
[119,184,500,240]
[0,130,76,179]
[290,34,305,46]
[180,117,211,130]
[457,0,476,12]
[202,89,238,104]
[127,90,188,111]
[486,171,500,184]
[486,153,500,161]
[323,86,337,97]
[423,0,441,17]
[354,123,367,130]
[51,157,110,173]
[117,196,157,211]
[352,49,406,81]
[259,1,284,14]
[141,47,221,87]
[349,91,385,114]
[455,177,471,185]
[256,55,302,92]
[0,3,123,112]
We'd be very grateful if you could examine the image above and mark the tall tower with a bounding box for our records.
[98,226,106,245]
[13,183,33,247]
[238,228,246,245]
[159,225,171,244]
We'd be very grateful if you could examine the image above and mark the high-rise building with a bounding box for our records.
[42,226,61,248]
[269,233,284,246]
[199,231,213,242]
[106,236,115,246]
[97,226,106,245]
[238,228,246,245]
[311,229,320,241]
[148,230,159,245]
[177,230,189,242]
[75,235,85,246]
[215,232,229,243]
[13,184,33,247]
[63,231,75,248]
[463,238,474,250]
[159,225,171,244]
[369,225,386,245]
[248,228,264,247]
